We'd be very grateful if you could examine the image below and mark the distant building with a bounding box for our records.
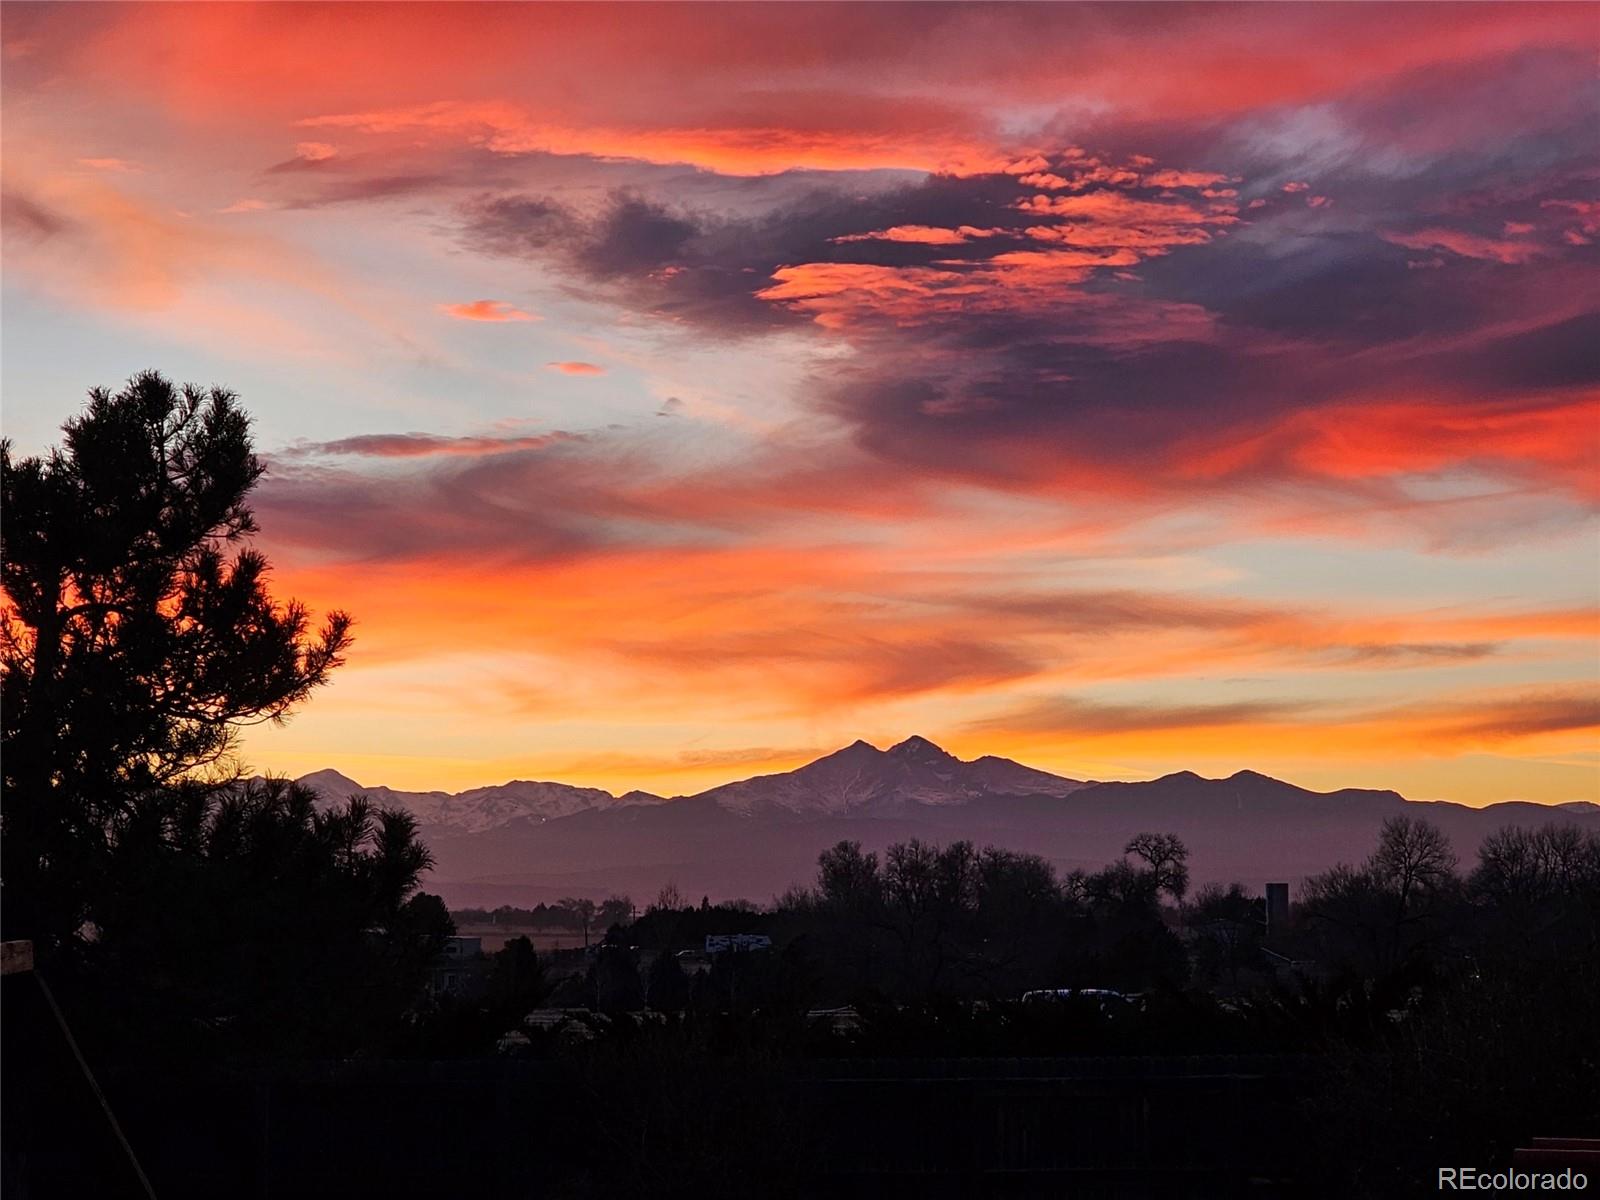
[704,933,772,954]
[1021,988,1139,1013]
[1260,944,1321,984]
[675,950,714,975]
[430,935,490,999]
[524,1009,603,1039]
[807,1005,863,1034]
[1265,883,1290,932]
[496,1030,532,1055]
[442,935,483,959]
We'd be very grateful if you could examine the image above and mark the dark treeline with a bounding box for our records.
[456,904,579,927]
[412,816,1599,1196]
[454,895,635,934]
[444,817,1598,1023]
[775,830,1192,1001]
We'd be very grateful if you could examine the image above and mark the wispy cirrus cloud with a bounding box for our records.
[76,156,142,173]
[0,160,432,366]
[965,696,1317,736]
[279,431,572,459]
[266,141,341,172]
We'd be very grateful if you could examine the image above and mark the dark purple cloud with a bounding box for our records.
[430,32,1598,517]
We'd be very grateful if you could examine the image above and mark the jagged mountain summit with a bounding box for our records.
[693,735,1088,816]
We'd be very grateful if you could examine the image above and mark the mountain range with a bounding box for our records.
[292,737,1598,908]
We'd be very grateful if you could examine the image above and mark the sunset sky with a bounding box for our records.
[3,3,1596,803]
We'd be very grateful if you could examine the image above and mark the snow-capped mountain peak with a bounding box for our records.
[695,737,1086,816]
[295,768,365,796]
[292,771,662,834]
[887,734,958,765]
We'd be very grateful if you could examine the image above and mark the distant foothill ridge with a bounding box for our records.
[293,735,1095,830]
[282,737,1597,907]
[291,733,1589,837]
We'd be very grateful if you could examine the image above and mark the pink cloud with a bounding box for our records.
[1143,168,1229,189]
[1542,198,1600,243]
[546,360,605,375]
[1382,227,1544,264]
[25,3,1593,143]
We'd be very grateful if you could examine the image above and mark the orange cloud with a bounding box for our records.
[1017,190,1235,227]
[259,437,1597,710]
[298,100,1006,176]
[546,360,604,375]
[966,688,1600,773]
[257,528,1599,781]
[758,259,1212,345]
[831,225,1000,246]
[439,299,538,322]
[745,148,1237,337]
[1207,393,1600,500]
